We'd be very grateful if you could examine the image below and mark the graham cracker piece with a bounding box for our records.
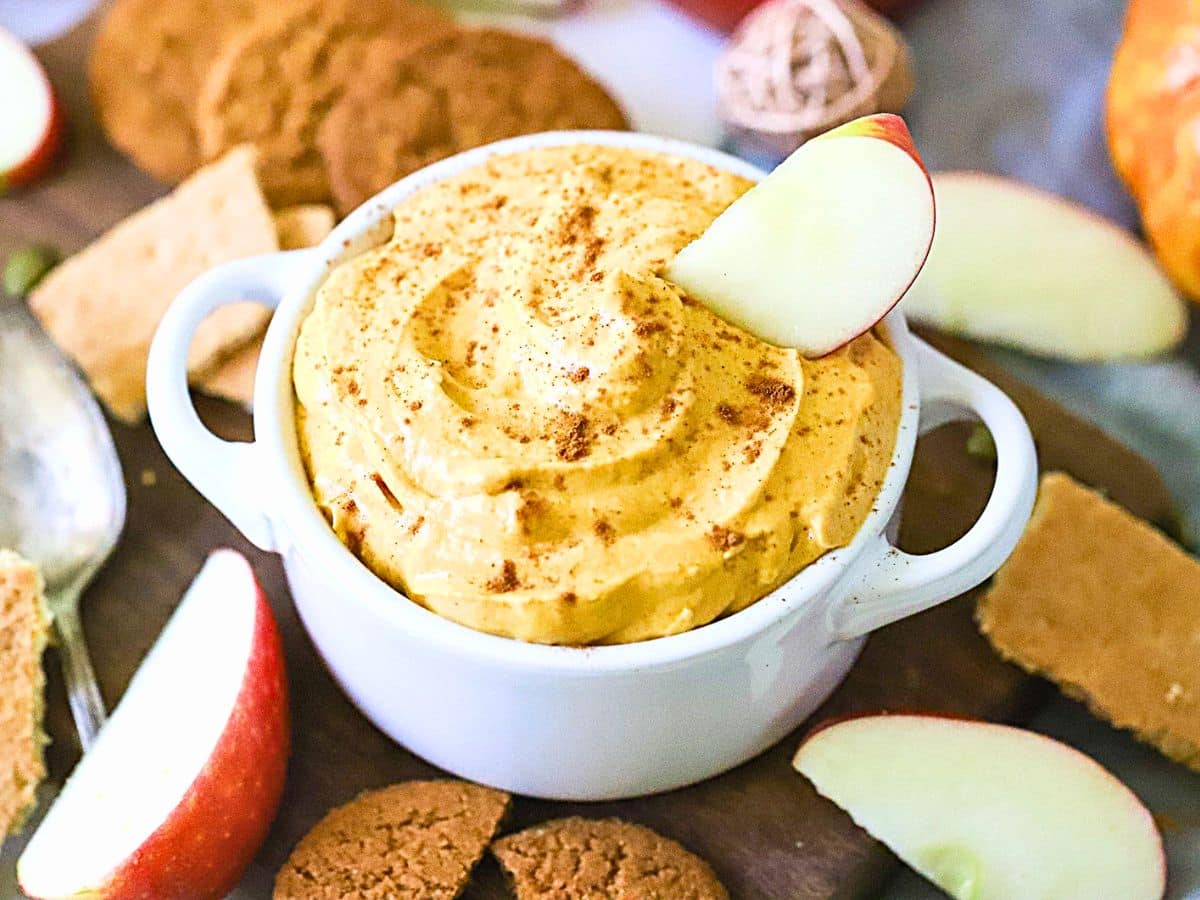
[0,550,50,837]
[978,472,1200,770]
[196,204,336,409]
[273,204,337,252]
[492,817,728,899]
[273,780,510,899]
[194,343,260,411]
[28,146,278,423]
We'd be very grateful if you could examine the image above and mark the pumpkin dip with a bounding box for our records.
[293,144,903,644]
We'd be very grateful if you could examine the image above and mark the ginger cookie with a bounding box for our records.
[978,472,1200,771]
[88,0,257,182]
[196,0,453,207]
[492,817,729,899]
[316,29,629,215]
[274,780,510,899]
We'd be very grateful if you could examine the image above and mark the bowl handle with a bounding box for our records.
[146,250,315,552]
[826,338,1038,641]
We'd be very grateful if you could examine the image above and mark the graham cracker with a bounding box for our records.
[272,204,337,252]
[0,550,50,837]
[195,204,336,409]
[978,472,1200,770]
[28,145,278,423]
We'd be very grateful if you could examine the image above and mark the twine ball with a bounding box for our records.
[717,0,915,156]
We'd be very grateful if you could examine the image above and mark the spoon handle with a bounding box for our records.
[52,599,107,751]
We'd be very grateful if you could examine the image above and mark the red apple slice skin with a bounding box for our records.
[18,555,290,900]
[105,580,289,899]
[804,114,935,356]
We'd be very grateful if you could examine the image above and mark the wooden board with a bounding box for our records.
[0,12,1180,899]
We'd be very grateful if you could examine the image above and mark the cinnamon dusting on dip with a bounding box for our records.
[293,145,902,645]
[486,560,520,593]
[554,412,592,462]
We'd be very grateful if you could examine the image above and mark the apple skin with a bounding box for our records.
[814,113,932,185]
[0,34,64,193]
[803,113,935,355]
[22,577,290,900]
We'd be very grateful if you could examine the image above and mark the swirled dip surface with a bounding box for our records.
[294,145,902,644]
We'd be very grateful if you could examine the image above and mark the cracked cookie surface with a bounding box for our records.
[316,28,629,215]
[196,0,453,206]
[88,0,258,182]
[492,817,728,899]
[274,780,510,899]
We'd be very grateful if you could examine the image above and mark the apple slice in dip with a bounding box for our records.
[667,114,934,357]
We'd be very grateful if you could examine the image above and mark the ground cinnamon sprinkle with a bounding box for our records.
[593,518,616,545]
[581,237,605,272]
[708,525,745,552]
[745,375,796,407]
[559,205,597,245]
[716,402,741,425]
[370,473,402,512]
[486,560,520,593]
[568,366,590,383]
[343,529,364,558]
[554,412,593,461]
[633,319,667,338]
[516,493,547,533]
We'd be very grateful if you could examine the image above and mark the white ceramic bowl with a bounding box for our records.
[147,132,1037,800]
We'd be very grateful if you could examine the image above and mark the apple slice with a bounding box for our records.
[18,550,290,900]
[902,172,1187,360]
[0,28,63,192]
[666,113,935,356]
[794,714,1166,900]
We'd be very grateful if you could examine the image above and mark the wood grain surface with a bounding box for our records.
[0,11,1180,899]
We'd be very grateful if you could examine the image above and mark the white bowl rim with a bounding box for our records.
[254,130,923,675]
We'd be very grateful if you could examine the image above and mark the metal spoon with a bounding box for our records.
[0,292,125,750]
